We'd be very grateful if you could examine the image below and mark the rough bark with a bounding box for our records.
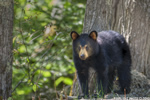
[72,0,150,96]
[0,0,13,99]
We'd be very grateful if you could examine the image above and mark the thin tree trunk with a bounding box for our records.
[0,0,13,99]
[72,0,150,96]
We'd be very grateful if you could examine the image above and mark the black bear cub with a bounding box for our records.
[71,30,131,98]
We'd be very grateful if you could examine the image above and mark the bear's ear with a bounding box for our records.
[70,31,79,40]
[89,31,97,40]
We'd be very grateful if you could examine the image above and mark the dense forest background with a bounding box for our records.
[3,0,148,99]
[12,0,85,99]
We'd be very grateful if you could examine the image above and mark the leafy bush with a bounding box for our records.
[13,0,85,99]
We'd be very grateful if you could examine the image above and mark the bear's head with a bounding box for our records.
[71,31,99,60]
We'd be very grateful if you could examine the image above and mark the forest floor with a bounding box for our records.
[62,70,150,100]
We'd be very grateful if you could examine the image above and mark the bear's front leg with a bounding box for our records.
[76,68,89,99]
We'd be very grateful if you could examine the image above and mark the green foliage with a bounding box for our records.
[13,0,85,99]
[55,77,73,87]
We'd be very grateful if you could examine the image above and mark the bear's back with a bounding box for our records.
[97,30,124,44]
[97,30,126,66]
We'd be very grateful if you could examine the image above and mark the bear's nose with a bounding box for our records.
[80,54,85,59]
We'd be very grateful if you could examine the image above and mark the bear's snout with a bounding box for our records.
[80,54,85,60]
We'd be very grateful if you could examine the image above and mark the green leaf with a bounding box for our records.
[46,64,51,69]
[55,77,64,87]
[27,80,32,85]
[64,77,73,85]
[27,58,30,63]
[55,77,73,86]
[42,71,51,77]
[33,84,38,92]
[18,45,26,53]
[16,90,25,95]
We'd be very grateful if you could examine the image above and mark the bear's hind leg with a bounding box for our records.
[117,62,131,94]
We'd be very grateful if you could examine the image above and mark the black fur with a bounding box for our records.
[71,30,131,98]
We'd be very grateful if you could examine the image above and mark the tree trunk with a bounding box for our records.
[0,0,13,99]
[72,0,150,96]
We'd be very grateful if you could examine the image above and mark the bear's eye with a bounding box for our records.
[78,47,80,50]
[85,46,88,50]
[78,46,81,50]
